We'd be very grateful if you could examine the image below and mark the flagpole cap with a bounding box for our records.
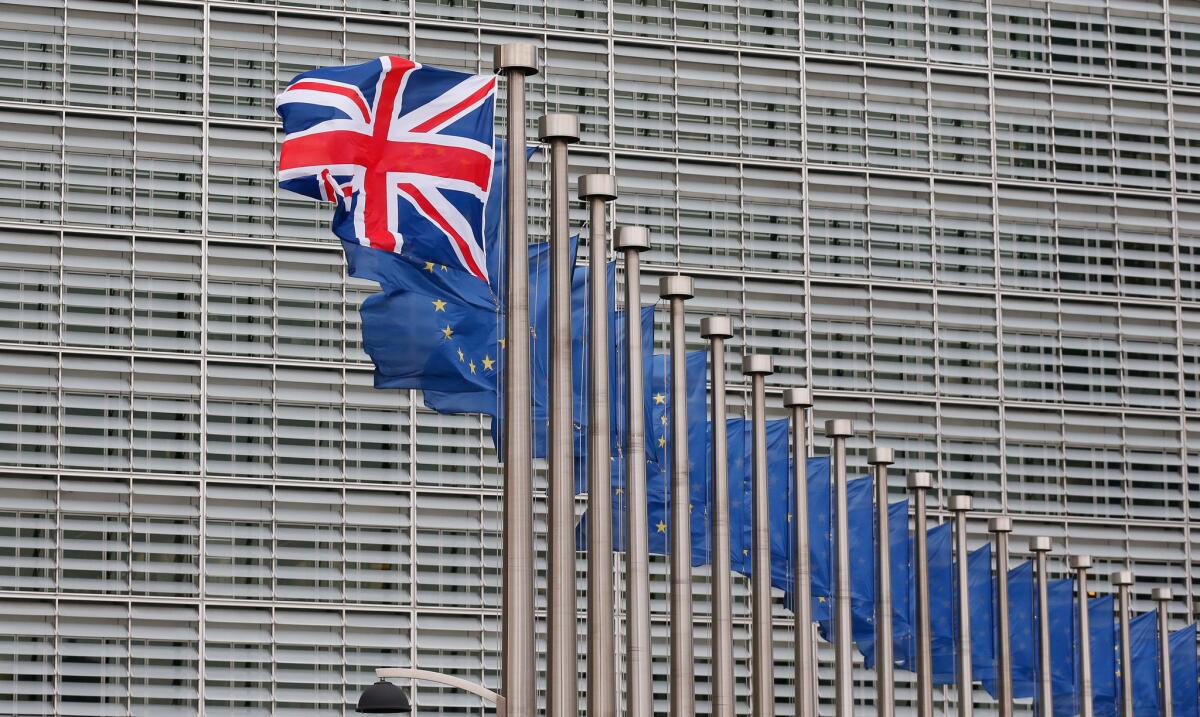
[783,388,813,409]
[700,316,733,340]
[538,113,579,143]
[825,419,852,438]
[907,471,932,490]
[1152,587,1172,602]
[1111,570,1134,587]
[988,516,1013,533]
[949,495,972,512]
[579,174,617,201]
[742,354,773,376]
[867,447,893,466]
[658,275,693,300]
[1028,536,1052,553]
[1068,555,1092,570]
[615,226,651,253]
[493,43,539,75]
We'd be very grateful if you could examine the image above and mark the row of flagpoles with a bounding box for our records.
[491,45,1194,717]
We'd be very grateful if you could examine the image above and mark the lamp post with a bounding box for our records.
[358,667,506,716]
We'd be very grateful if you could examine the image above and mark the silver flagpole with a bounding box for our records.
[949,496,973,717]
[826,418,854,717]
[909,472,934,717]
[744,355,776,717]
[989,516,1014,717]
[538,112,579,717]
[1069,555,1094,717]
[1154,587,1173,717]
[1030,537,1053,717]
[784,389,816,717]
[617,226,652,717]
[701,317,735,717]
[660,275,696,717]
[580,173,618,717]
[1113,570,1133,717]
[493,43,538,717]
[868,448,896,717]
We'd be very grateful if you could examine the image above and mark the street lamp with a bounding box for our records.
[356,667,505,716]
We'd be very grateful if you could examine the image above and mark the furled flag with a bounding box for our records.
[277,56,497,281]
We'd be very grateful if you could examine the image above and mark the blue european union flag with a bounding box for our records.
[845,475,875,649]
[1007,561,1038,700]
[1129,610,1160,716]
[1045,578,1079,716]
[965,543,996,686]
[778,456,832,619]
[1169,623,1198,717]
[927,522,956,685]
[721,417,789,577]
[890,499,914,667]
[1088,595,1118,717]
[527,236,579,458]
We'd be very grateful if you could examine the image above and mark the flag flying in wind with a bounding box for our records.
[1169,623,1198,717]
[277,56,497,281]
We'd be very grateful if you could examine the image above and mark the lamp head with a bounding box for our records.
[357,680,412,713]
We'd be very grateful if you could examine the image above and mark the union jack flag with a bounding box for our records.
[276,56,497,282]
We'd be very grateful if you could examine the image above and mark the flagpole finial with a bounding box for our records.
[825,418,852,437]
[700,316,733,339]
[783,387,812,408]
[579,173,617,201]
[742,354,772,376]
[538,113,578,143]
[907,471,933,490]
[493,43,539,75]
[949,495,971,511]
[615,226,651,252]
[1028,536,1052,553]
[1068,554,1092,570]
[1152,587,1172,601]
[988,516,1013,533]
[1111,570,1134,586]
[658,275,693,300]
[867,446,894,465]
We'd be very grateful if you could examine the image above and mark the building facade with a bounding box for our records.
[0,0,1198,714]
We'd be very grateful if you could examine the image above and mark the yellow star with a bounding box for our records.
[688,503,693,513]
[615,486,624,496]
[440,264,448,271]
[432,299,447,312]
[457,347,465,362]
[653,393,666,405]
[482,355,495,371]
[742,548,749,556]
[441,325,453,339]
[660,414,668,425]
[469,360,476,374]
[818,596,827,604]
[499,338,507,349]
[424,262,435,272]
[656,520,667,534]
[658,436,666,448]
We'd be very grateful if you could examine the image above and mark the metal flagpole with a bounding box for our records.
[701,317,735,717]
[1154,587,1173,717]
[660,275,695,717]
[580,173,618,717]
[493,43,538,717]
[1030,537,1053,717]
[617,226,652,717]
[744,355,776,717]
[784,389,816,717]
[989,516,1014,717]
[949,496,973,717]
[538,112,579,717]
[1069,555,1094,717]
[909,472,934,717]
[826,418,854,717]
[1113,570,1134,717]
[869,448,896,717]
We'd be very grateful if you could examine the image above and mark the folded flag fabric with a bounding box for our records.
[1129,610,1160,716]
[1169,623,1198,717]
